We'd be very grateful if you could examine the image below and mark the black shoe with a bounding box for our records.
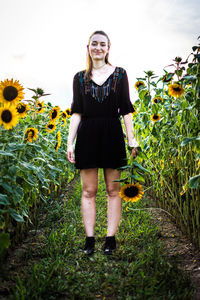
[83,237,95,255]
[104,236,116,255]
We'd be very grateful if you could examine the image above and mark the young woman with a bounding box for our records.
[67,30,139,255]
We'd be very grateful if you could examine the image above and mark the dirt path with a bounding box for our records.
[149,208,200,300]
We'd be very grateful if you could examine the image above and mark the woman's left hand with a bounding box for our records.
[131,147,138,158]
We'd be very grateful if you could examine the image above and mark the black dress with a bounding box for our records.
[70,67,134,170]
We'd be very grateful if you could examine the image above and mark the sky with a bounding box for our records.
[0,0,199,110]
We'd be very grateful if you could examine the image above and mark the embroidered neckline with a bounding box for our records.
[90,67,117,87]
[79,67,124,103]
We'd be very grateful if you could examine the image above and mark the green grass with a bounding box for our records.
[11,169,193,300]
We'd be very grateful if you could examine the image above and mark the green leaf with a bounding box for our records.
[0,233,11,254]
[132,161,151,173]
[7,143,26,151]
[113,177,129,182]
[130,174,145,183]
[9,208,24,222]
[0,150,15,157]
[47,164,63,172]
[189,174,200,189]
[20,161,38,172]
[13,185,24,205]
[0,193,10,206]
[181,136,200,146]
[0,182,13,194]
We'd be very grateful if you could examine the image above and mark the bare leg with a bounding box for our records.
[103,168,121,236]
[80,168,98,237]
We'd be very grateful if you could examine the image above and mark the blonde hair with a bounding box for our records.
[85,30,111,80]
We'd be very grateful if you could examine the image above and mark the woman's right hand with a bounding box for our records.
[67,144,75,164]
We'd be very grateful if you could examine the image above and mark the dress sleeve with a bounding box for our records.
[70,73,83,114]
[119,69,134,116]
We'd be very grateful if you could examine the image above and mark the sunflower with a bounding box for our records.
[168,83,185,98]
[25,127,38,142]
[62,111,67,119]
[0,104,19,130]
[50,106,60,122]
[132,106,137,115]
[152,96,163,104]
[119,183,144,202]
[162,73,173,83]
[55,131,61,152]
[36,100,45,113]
[65,108,71,117]
[16,102,30,118]
[151,114,161,122]
[0,79,24,106]
[46,122,56,133]
[135,81,145,90]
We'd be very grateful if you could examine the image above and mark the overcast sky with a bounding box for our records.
[0,0,199,109]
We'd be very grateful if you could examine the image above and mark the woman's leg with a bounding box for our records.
[80,168,98,237]
[103,168,121,236]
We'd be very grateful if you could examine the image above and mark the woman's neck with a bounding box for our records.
[92,61,106,70]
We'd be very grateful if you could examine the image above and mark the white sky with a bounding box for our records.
[0,0,199,109]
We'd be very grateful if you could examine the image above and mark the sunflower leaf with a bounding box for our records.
[181,136,200,146]
[8,208,24,222]
[28,88,37,93]
[131,161,151,173]
[0,194,10,206]
[113,177,129,182]
[130,174,145,183]
[0,150,16,157]
[20,161,38,172]
[12,185,24,205]
[189,174,200,189]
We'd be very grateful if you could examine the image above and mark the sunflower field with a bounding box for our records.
[130,42,200,247]
[0,40,200,259]
[0,83,76,256]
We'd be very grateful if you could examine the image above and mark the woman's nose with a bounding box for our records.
[95,43,101,49]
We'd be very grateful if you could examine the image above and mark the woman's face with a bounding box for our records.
[88,34,109,62]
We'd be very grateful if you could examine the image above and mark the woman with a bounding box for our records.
[67,30,139,255]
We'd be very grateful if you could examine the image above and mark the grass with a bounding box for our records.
[11,169,194,300]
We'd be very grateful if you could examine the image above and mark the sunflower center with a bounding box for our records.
[3,86,18,101]
[153,115,159,120]
[27,129,35,137]
[48,124,54,129]
[124,186,139,197]
[17,105,26,113]
[52,110,57,119]
[173,86,181,92]
[2,110,12,123]
[62,112,67,118]
[38,103,42,111]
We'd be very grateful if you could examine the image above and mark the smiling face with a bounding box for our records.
[88,34,110,62]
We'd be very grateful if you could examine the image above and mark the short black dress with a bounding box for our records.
[70,67,134,170]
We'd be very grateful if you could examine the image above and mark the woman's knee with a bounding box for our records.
[82,187,98,199]
[106,186,120,198]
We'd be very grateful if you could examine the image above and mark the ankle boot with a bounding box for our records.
[104,236,116,255]
[83,237,95,255]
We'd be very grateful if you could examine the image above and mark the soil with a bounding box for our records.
[149,208,200,300]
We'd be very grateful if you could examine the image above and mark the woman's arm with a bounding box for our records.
[66,113,82,163]
[123,113,139,158]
